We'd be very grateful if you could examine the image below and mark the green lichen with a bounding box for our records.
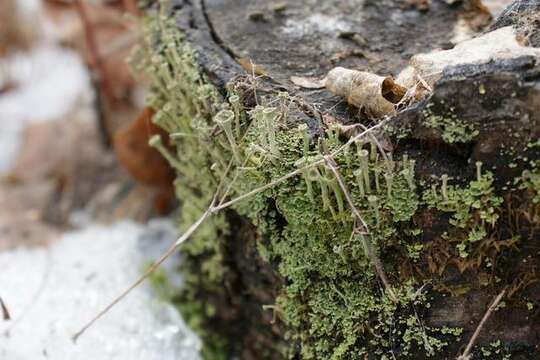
[423,162,503,258]
[423,104,479,144]
[478,339,512,360]
[133,12,230,359]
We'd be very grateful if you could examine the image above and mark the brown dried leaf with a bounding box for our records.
[381,77,407,104]
[113,107,175,188]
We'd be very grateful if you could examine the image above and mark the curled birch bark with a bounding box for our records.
[325,67,406,118]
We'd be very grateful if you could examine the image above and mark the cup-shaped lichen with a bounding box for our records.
[358,149,371,193]
[214,109,242,163]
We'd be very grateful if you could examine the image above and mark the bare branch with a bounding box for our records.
[457,288,507,360]
[72,198,216,343]
[323,155,397,302]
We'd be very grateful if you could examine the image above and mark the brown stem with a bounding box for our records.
[323,155,398,302]
[457,288,507,360]
[0,297,10,320]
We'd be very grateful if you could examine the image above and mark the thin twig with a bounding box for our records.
[416,73,432,93]
[72,197,217,343]
[356,123,390,163]
[323,155,397,302]
[73,117,393,339]
[211,164,317,212]
[73,155,241,340]
[74,0,115,102]
[213,119,390,212]
[457,288,507,360]
[0,297,10,321]
[73,0,114,148]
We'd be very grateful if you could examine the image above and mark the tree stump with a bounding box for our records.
[136,0,540,359]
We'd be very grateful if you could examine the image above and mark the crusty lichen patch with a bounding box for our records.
[135,5,540,360]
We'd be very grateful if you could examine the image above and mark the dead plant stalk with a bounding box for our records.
[323,155,397,302]
[457,288,507,360]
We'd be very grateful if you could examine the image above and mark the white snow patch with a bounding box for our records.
[0,44,93,173]
[0,220,201,360]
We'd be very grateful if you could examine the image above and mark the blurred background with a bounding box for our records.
[0,0,200,358]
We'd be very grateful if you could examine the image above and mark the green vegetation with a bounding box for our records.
[423,162,503,258]
[423,104,479,144]
[133,12,230,359]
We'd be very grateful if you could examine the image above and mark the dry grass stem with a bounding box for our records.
[323,155,397,302]
[73,113,392,340]
[457,288,507,360]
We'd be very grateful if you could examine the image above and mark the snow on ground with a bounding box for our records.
[0,44,93,173]
[1,2,202,359]
[0,219,201,360]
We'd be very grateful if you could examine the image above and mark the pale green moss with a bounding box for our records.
[133,13,230,359]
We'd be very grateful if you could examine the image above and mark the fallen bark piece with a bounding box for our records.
[325,67,406,118]
[397,25,540,88]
